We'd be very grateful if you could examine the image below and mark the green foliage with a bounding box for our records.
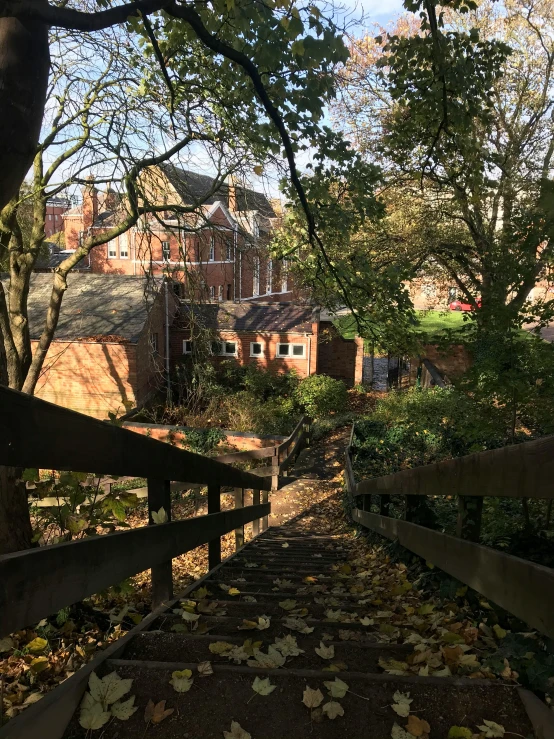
[294,374,348,418]
[29,471,141,546]
[185,428,226,455]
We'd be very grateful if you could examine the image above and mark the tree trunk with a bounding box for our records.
[0,8,50,212]
[0,466,33,554]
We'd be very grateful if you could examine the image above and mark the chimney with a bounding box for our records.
[228,175,237,212]
[82,176,98,230]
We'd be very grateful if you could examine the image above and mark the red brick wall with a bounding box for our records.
[171,328,316,378]
[33,340,138,418]
[123,422,285,450]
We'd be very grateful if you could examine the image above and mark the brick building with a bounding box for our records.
[45,196,70,238]
[62,166,295,304]
[11,273,176,418]
[172,302,364,385]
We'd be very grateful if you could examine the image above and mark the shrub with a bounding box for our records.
[294,374,348,418]
[185,427,226,455]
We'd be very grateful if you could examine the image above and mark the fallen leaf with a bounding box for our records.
[89,671,133,708]
[223,720,251,739]
[315,641,335,659]
[228,588,241,596]
[322,701,344,719]
[274,634,304,657]
[252,676,276,696]
[26,637,48,654]
[391,690,412,717]
[406,714,430,737]
[151,507,168,524]
[0,637,15,653]
[282,542,289,548]
[79,695,111,730]
[303,686,324,709]
[30,656,49,673]
[169,669,194,693]
[144,699,174,724]
[391,722,414,739]
[477,720,505,738]
[324,678,349,698]
[198,661,213,677]
[111,696,138,721]
[447,728,473,739]
[279,599,298,611]
[209,641,234,655]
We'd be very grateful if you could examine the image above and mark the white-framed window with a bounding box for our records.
[150,332,159,354]
[108,239,117,258]
[212,340,237,356]
[162,240,170,262]
[277,343,305,358]
[253,256,260,296]
[48,214,52,221]
[183,340,193,354]
[119,233,129,258]
[226,240,233,261]
[250,342,264,358]
[209,235,215,261]
[266,259,273,294]
[210,285,216,301]
[281,259,288,293]
[218,285,223,301]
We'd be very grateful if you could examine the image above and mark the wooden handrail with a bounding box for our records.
[0,386,270,491]
[0,503,269,638]
[421,358,447,388]
[345,422,554,638]
[0,386,273,630]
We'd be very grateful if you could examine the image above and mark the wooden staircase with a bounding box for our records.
[61,523,545,738]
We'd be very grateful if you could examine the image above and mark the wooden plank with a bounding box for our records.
[148,479,173,607]
[422,358,447,387]
[281,429,306,472]
[213,446,276,464]
[352,508,554,638]
[0,503,270,637]
[355,433,554,500]
[252,489,260,536]
[0,386,270,491]
[208,484,221,569]
[261,490,269,531]
[277,415,309,456]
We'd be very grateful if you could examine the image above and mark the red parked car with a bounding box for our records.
[449,298,481,311]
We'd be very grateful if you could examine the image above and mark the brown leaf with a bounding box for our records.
[406,714,431,737]
[144,699,174,724]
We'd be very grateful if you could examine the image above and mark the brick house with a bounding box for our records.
[9,273,177,418]
[171,302,364,385]
[62,166,296,304]
[45,196,70,238]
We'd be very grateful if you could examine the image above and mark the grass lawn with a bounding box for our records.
[335,310,468,343]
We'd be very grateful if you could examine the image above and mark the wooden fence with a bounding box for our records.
[345,423,554,638]
[0,386,273,638]
[213,414,311,490]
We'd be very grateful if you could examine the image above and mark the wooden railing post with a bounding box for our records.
[261,489,269,531]
[272,448,279,491]
[252,488,261,536]
[147,478,173,607]
[234,488,245,550]
[208,484,221,569]
[380,494,391,517]
[456,495,483,542]
[362,494,371,512]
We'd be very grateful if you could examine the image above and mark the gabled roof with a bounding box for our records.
[160,164,276,218]
[1,273,159,342]
[179,301,314,334]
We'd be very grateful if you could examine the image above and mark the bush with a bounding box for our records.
[294,374,348,418]
[185,427,226,455]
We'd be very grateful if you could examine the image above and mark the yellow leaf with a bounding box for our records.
[406,714,431,736]
[27,637,48,654]
[30,656,49,673]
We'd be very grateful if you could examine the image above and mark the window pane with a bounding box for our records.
[293,345,304,357]
[252,343,262,355]
[279,344,289,356]
[211,341,221,354]
[225,342,236,354]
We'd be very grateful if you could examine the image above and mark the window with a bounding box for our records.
[150,333,159,354]
[162,240,170,262]
[277,343,305,358]
[210,285,216,301]
[227,284,232,301]
[226,240,233,261]
[212,341,237,356]
[253,256,260,296]
[218,285,223,301]
[281,259,288,293]
[48,214,52,221]
[108,239,117,258]
[266,259,273,294]
[250,342,264,357]
[183,340,193,354]
[209,235,215,261]
[119,233,128,258]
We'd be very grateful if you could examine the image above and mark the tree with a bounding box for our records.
[337,0,554,333]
